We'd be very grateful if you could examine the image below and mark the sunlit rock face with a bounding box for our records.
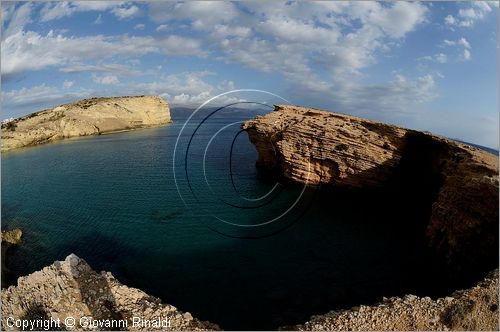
[243,104,499,272]
[1,254,220,331]
[1,96,171,152]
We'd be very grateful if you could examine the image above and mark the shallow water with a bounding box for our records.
[1,110,476,329]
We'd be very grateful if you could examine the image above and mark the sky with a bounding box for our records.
[1,1,499,148]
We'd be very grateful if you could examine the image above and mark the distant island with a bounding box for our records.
[1,96,171,152]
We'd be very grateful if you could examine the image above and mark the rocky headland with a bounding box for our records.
[242,104,499,330]
[243,104,499,272]
[1,254,219,331]
[1,96,171,152]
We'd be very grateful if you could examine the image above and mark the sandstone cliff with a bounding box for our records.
[243,105,499,272]
[1,254,219,331]
[1,96,171,152]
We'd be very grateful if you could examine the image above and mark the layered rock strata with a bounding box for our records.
[1,254,219,331]
[243,104,499,270]
[1,96,171,152]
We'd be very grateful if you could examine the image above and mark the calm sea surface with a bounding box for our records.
[1,110,471,329]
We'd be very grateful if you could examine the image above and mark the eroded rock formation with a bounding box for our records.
[287,269,499,331]
[243,105,499,272]
[1,254,219,331]
[1,96,171,152]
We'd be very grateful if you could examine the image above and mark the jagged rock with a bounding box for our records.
[284,269,499,331]
[1,96,171,152]
[1,254,220,331]
[243,104,499,270]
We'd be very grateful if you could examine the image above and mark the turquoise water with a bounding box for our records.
[1,110,468,329]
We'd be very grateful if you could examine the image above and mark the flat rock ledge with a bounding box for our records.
[286,269,499,331]
[1,254,220,331]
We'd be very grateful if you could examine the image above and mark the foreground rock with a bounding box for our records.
[1,255,497,331]
[1,254,219,331]
[287,269,499,331]
[243,105,499,271]
[1,96,171,152]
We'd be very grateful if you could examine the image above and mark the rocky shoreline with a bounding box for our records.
[1,96,171,152]
[1,255,497,331]
[1,104,498,330]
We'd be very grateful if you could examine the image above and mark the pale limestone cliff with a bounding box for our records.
[1,254,219,331]
[1,96,171,152]
[243,105,499,271]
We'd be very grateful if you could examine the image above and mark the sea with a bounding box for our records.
[1,108,492,329]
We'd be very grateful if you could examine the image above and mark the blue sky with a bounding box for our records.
[1,1,498,148]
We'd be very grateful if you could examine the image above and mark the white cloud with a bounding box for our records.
[156,24,169,32]
[363,1,428,38]
[1,30,205,79]
[442,37,472,61]
[134,23,145,30]
[463,49,471,61]
[444,15,456,26]
[435,53,448,63]
[1,84,89,118]
[457,37,471,49]
[62,80,74,89]
[2,2,32,38]
[93,14,102,25]
[286,73,439,118]
[39,1,118,22]
[419,53,448,64]
[3,1,435,119]
[122,71,241,106]
[444,1,496,28]
[93,74,119,85]
[60,63,140,76]
[143,1,431,113]
[111,5,140,20]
